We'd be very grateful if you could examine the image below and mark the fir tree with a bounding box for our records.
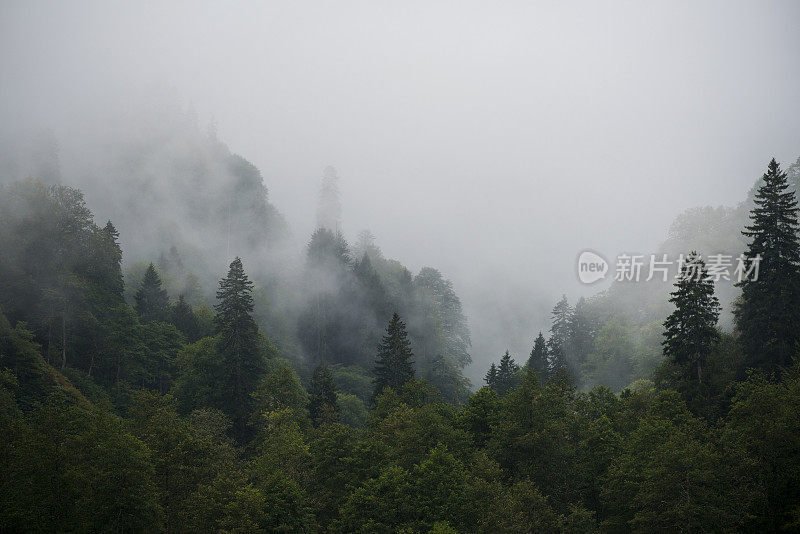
[171,294,199,342]
[549,295,573,352]
[214,257,265,438]
[484,363,498,390]
[527,332,549,383]
[568,297,596,367]
[663,252,720,385]
[135,263,169,323]
[308,362,339,427]
[547,342,568,377]
[373,312,415,399]
[102,221,124,297]
[735,158,800,372]
[496,350,520,396]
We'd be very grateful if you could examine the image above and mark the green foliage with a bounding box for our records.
[135,263,169,323]
[527,331,549,383]
[170,293,200,342]
[601,391,747,532]
[661,252,721,400]
[214,257,268,439]
[330,363,373,402]
[308,362,339,426]
[1,398,162,532]
[337,392,368,427]
[373,312,415,399]
[736,158,800,373]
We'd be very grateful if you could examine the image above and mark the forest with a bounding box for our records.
[2,118,800,532]
[2,2,800,532]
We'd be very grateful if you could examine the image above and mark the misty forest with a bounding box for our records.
[2,2,800,533]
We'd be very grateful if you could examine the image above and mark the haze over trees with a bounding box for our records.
[4,147,800,531]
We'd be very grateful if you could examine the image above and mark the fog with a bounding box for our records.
[2,0,800,382]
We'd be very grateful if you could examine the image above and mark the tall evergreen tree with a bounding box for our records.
[527,332,549,382]
[547,342,569,377]
[736,158,800,372]
[549,295,573,352]
[102,221,124,297]
[547,296,573,379]
[214,257,265,438]
[568,297,596,367]
[373,312,415,399]
[484,363,498,391]
[135,263,169,323]
[171,294,199,342]
[308,362,339,426]
[496,350,520,396]
[662,252,720,385]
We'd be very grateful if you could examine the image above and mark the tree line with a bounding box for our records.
[1,158,800,531]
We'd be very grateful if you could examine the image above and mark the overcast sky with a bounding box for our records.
[2,0,800,372]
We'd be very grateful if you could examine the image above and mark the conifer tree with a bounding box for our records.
[373,312,415,399]
[214,257,265,438]
[663,252,720,384]
[102,221,124,297]
[568,297,596,367]
[547,342,569,377]
[171,294,199,342]
[484,363,498,391]
[735,158,800,372]
[527,332,549,382]
[549,295,573,352]
[496,350,520,396]
[135,263,169,323]
[309,362,339,426]
[547,295,574,378]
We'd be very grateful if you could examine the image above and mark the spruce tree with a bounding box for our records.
[568,297,596,367]
[547,342,568,377]
[102,221,124,297]
[663,252,720,385]
[547,295,574,378]
[308,362,339,426]
[135,263,169,323]
[527,332,549,383]
[484,363,498,391]
[496,350,520,396]
[214,257,265,438]
[373,312,415,399]
[549,295,573,352]
[735,158,800,372]
[171,294,199,342]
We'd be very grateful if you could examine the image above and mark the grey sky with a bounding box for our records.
[2,0,799,377]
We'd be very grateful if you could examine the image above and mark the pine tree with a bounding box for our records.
[547,341,568,377]
[735,158,800,372]
[135,263,169,323]
[568,297,596,367]
[373,312,415,399]
[547,296,573,379]
[549,295,573,352]
[484,363,498,390]
[214,257,265,438]
[102,221,124,297]
[663,252,720,385]
[527,332,549,383]
[308,362,339,426]
[171,294,199,342]
[496,350,520,396]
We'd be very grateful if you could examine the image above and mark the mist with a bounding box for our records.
[2,0,800,383]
